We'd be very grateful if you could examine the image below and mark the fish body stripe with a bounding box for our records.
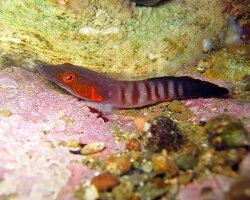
[174,81,180,98]
[145,82,152,101]
[36,64,229,108]
[121,86,126,105]
[157,82,165,99]
[154,82,161,100]
[167,80,175,99]
[132,82,139,105]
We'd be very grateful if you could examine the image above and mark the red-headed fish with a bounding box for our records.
[36,64,229,109]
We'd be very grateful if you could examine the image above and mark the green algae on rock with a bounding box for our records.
[203,44,250,82]
[205,114,249,150]
[0,0,227,77]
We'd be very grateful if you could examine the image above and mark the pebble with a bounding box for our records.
[205,114,249,149]
[177,171,193,185]
[105,157,131,175]
[142,115,184,152]
[134,117,146,131]
[80,142,105,155]
[152,152,179,177]
[84,185,99,200]
[167,100,186,113]
[175,144,197,170]
[224,175,250,200]
[91,173,120,192]
[0,109,12,117]
[67,140,80,148]
[141,161,153,173]
[112,182,134,200]
[126,138,141,151]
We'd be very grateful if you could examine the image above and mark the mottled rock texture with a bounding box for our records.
[0,0,227,78]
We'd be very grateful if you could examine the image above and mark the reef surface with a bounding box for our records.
[0,0,227,77]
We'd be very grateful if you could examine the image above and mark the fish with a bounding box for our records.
[36,63,229,109]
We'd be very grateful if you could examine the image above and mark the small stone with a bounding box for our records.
[139,182,167,200]
[134,117,146,131]
[112,182,134,200]
[105,157,131,175]
[177,171,193,185]
[175,110,194,121]
[80,142,105,155]
[141,161,153,173]
[67,140,80,148]
[142,116,184,152]
[175,154,197,170]
[3,67,14,73]
[167,100,186,113]
[91,173,120,192]
[205,114,249,149]
[0,109,12,117]
[84,185,99,200]
[224,175,250,200]
[152,152,179,177]
[175,144,197,170]
[126,138,141,151]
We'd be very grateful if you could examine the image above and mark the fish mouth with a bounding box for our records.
[36,64,44,74]
[36,64,55,82]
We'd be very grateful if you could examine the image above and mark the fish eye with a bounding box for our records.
[63,71,75,83]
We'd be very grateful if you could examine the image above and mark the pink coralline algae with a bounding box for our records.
[0,67,125,199]
[182,98,250,130]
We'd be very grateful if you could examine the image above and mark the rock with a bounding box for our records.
[139,182,167,200]
[175,153,197,171]
[224,175,250,200]
[239,154,250,176]
[84,185,99,200]
[152,151,179,177]
[70,142,106,155]
[105,157,132,175]
[203,44,250,81]
[0,0,227,77]
[140,161,153,173]
[177,171,193,185]
[126,138,141,151]
[111,181,135,200]
[134,117,146,132]
[175,144,197,170]
[67,140,81,148]
[0,109,12,117]
[91,173,120,192]
[205,114,249,149]
[167,100,186,113]
[142,115,184,152]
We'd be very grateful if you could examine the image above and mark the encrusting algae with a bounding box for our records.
[0,0,227,78]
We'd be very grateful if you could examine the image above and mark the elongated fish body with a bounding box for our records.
[36,64,229,108]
